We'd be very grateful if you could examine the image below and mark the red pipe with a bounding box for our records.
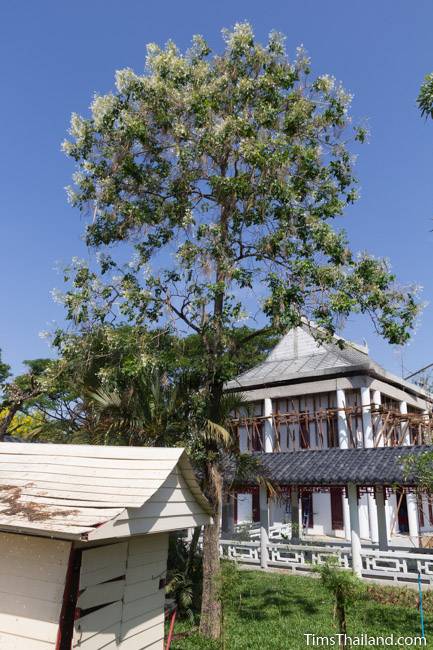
[165,607,177,650]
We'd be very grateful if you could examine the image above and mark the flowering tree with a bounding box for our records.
[62,23,418,638]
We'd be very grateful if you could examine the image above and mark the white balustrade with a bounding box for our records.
[216,539,433,587]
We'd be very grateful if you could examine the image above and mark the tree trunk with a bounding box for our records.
[336,591,346,650]
[0,404,20,440]
[199,464,223,639]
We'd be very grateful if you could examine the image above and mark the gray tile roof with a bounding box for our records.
[235,445,433,487]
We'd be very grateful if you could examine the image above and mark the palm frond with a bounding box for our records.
[88,387,122,409]
[202,419,232,447]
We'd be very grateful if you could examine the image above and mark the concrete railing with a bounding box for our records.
[217,539,433,587]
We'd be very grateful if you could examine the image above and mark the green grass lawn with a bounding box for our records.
[170,570,432,649]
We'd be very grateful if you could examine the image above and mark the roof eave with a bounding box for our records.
[226,362,432,402]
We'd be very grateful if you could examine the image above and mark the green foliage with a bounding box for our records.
[403,451,433,492]
[0,350,10,386]
[315,556,364,606]
[0,324,271,444]
[0,357,53,440]
[315,556,365,645]
[167,533,203,621]
[418,73,433,120]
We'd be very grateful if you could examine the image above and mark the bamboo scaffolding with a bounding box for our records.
[231,404,433,450]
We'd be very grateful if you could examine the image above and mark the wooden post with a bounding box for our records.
[259,485,269,569]
[347,483,362,577]
[375,486,388,551]
[290,487,300,542]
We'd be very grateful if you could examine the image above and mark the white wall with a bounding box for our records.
[0,532,71,649]
[309,493,332,536]
[270,497,291,525]
[90,466,210,541]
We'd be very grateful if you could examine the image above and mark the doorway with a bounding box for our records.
[330,487,344,530]
[301,493,314,530]
[397,490,409,533]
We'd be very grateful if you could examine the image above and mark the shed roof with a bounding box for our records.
[226,325,430,401]
[233,446,432,487]
[0,443,211,540]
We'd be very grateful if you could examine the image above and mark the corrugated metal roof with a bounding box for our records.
[0,443,210,539]
[233,446,432,487]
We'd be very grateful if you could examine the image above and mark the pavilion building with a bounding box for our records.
[225,324,433,545]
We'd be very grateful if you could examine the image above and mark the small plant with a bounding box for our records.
[315,557,364,649]
[233,523,253,541]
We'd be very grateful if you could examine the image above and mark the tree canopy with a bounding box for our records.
[63,23,417,354]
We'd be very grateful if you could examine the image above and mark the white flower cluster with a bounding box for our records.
[91,93,118,129]
[316,74,335,94]
[115,68,139,94]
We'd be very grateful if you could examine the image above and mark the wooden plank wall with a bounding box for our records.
[0,532,71,649]
[73,535,168,650]
[90,466,211,541]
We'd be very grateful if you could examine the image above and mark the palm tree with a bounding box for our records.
[84,368,186,446]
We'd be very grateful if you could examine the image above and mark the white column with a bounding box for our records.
[361,386,378,543]
[375,486,388,551]
[291,487,300,542]
[264,397,274,452]
[400,401,410,445]
[337,388,351,540]
[400,400,419,545]
[337,388,349,449]
[361,386,374,447]
[259,485,269,569]
[238,415,248,452]
[348,483,363,577]
[407,493,420,546]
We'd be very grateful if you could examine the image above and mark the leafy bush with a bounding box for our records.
[167,531,203,622]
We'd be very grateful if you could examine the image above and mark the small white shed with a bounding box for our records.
[0,442,212,650]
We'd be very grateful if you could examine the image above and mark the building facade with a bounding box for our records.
[226,325,433,544]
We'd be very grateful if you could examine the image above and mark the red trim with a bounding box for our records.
[252,487,260,523]
[56,547,81,650]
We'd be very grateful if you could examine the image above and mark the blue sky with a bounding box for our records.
[1,0,432,378]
